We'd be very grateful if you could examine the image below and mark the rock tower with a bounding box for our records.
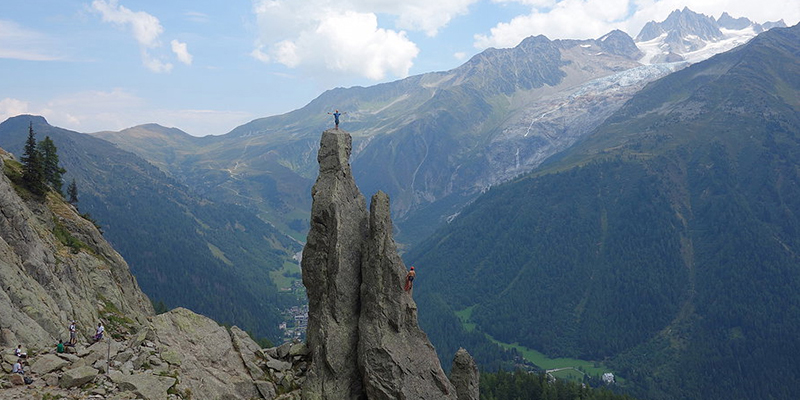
[301,129,478,400]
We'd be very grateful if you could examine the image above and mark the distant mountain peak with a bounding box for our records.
[634,7,780,65]
[636,7,722,43]
[716,11,754,30]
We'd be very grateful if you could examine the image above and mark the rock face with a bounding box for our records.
[0,146,308,399]
[301,129,475,399]
[359,191,456,399]
[0,147,153,348]
[302,130,367,399]
[151,307,262,400]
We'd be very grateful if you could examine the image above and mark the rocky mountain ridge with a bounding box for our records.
[635,7,786,64]
[83,9,787,248]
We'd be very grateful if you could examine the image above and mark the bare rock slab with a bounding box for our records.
[59,365,98,388]
[31,353,69,375]
[116,373,177,400]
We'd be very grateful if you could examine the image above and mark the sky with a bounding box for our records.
[1,0,798,136]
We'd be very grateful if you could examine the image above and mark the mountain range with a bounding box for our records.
[409,20,800,400]
[0,7,789,363]
[86,8,784,246]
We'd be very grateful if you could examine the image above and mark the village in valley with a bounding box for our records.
[277,252,308,341]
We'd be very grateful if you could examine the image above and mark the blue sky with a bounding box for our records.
[1,0,798,136]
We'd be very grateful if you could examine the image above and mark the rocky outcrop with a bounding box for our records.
[151,307,262,400]
[0,146,308,399]
[301,129,476,399]
[301,130,367,399]
[0,148,152,349]
[0,306,314,399]
[451,348,480,400]
[359,191,456,399]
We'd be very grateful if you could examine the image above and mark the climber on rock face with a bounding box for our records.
[404,266,416,291]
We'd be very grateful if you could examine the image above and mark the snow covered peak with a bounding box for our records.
[635,8,786,65]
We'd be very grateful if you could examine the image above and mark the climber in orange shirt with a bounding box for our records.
[404,266,416,291]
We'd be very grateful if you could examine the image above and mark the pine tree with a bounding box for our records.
[39,136,65,194]
[21,122,46,195]
[67,178,79,204]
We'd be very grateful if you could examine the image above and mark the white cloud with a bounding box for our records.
[356,0,478,36]
[184,11,210,23]
[92,0,163,47]
[250,0,481,80]
[91,0,191,73]
[3,90,250,136]
[171,40,193,65]
[475,0,631,48]
[0,20,61,61]
[142,50,173,73]
[0,98,31,122]
[252,2,420,80]
[475,0,800,49]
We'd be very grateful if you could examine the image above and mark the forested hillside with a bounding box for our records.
[408,23,800,399]
[0,116,302,341]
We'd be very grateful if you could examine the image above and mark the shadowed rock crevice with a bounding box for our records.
[301,129,477,400]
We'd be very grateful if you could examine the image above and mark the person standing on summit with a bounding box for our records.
[327,109,346,129]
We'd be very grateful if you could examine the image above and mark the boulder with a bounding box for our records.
[116,373,177,400]
[275,342,292,359]
[9,373,25,386]
[31,353,69,375]
[266,358,292,372]
[289,342,309,357]
[160,350,181,366]
[3,353,18,364]
[57,353,81,363]
[255,380,277,400]
[230,326,264,378]
[451,348,480,400]
[151,307,260,400]
[59,365,98,388]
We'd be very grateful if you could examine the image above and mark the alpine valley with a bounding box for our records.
[0,8,795,398]
[408,18,800,400]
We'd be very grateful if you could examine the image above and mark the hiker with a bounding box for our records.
[14,345,27,358]
[12,359,24,374]
[404,266,416,291]
[68,320,77,345]
[327,109,346,129]
[93,322,104,342]
[56,340,65,354]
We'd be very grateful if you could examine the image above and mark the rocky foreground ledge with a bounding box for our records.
[301,129,479,400]
[1,307,312,400]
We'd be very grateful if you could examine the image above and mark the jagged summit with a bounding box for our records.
[635,7,788,65]
[636,7,723,43]
[301,129,477,399]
